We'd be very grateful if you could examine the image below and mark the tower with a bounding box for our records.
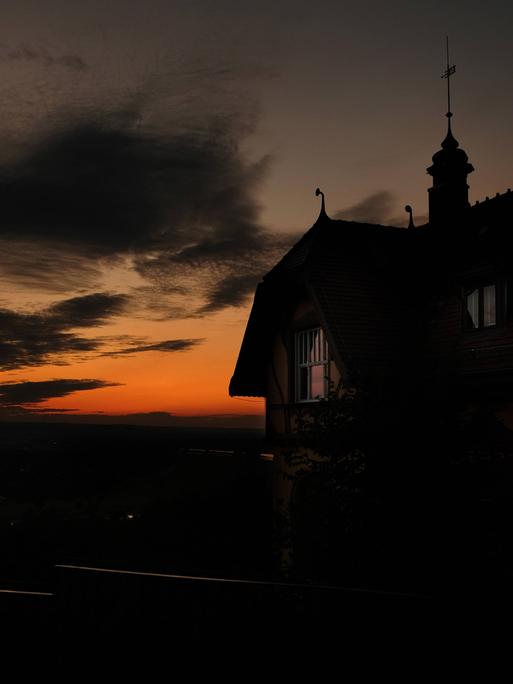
[426,40,474,226]
[427,115,474,225]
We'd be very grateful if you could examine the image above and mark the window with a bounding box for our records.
[464,280,510,330]
[295,327,329,401]
[465,284,497,329]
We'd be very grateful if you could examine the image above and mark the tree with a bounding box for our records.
[277,386,369,582]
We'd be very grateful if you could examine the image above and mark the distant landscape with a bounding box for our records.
[0,422,272,591]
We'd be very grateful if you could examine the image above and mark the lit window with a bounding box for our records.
[295,327,329,401]
[465,284,497,329]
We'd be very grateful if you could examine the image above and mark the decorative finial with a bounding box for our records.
[441,36,456,126]
[315,187,327,217]
[405,205,415,229]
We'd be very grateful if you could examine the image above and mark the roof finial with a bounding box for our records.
[405,204,415,229]
[315,187,327,218]
[441,36,456,128]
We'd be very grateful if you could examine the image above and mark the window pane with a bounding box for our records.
[310,364,325,399]
[322,332,328,362]
[483,285,496,327]
[466,289,479,328]
[299,366,308,401]
[307,330,315,362]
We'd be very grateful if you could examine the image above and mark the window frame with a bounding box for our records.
[294,326,329,403]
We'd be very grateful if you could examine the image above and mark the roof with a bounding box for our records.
[229,211,421,397]
[432,189,513,273]
[230,188,513,398]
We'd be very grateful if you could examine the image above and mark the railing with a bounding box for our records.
[54,564,429,645]
[0,588,54,632]
[6,564,508,646]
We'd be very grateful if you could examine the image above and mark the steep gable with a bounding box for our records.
[230,213,419,397]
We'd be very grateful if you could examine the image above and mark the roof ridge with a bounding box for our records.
[471,188,513,207]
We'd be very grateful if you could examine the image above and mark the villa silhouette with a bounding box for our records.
[230,101,513,587]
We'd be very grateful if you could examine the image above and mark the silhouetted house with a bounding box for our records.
[230,110,513,586]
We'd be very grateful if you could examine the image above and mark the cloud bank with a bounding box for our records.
[334,190,428,227]
[0,379,117,412]
[101,338,203,357]
[0,54,282,415]
[0,62,284,316]
[0,43,88,71]
[0,293,202,370]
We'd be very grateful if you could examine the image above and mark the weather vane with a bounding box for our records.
[441,36,456,119]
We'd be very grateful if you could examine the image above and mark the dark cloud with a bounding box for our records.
[334,191,398,225]
[0,88,285,314]
[0,291,203,369]
[102,338,203,357]
[333,190,430,228]
[0,47,289,318]
[133,228,294,317]
[0,292,128,370]
[0,44,88,71]
[47,293,129,328]
[0,239,103,292]
[200,272,266,314]
[0,123,162,252]
[0,117,269,254]
[0,379,118,410]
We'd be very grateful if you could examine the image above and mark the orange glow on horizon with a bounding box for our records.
[1,304,264,418]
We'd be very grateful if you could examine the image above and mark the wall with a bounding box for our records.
[264,295,345,575]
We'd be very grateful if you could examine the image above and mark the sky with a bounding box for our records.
[1,0,513,427]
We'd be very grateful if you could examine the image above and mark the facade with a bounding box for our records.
[230,111,513,588]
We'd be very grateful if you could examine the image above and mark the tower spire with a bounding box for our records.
[442,36,456,126]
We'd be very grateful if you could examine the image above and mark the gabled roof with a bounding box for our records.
[230,212,421,397]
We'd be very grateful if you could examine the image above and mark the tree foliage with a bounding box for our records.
[277,385,371,580]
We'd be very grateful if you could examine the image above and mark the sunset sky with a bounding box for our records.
[1,0,513,426]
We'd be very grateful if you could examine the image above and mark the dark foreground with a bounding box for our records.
[4,563,510,663]
[0,422,272,588]
[1,421,512,653]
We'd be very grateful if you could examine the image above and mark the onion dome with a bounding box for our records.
[428,114,474,179]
